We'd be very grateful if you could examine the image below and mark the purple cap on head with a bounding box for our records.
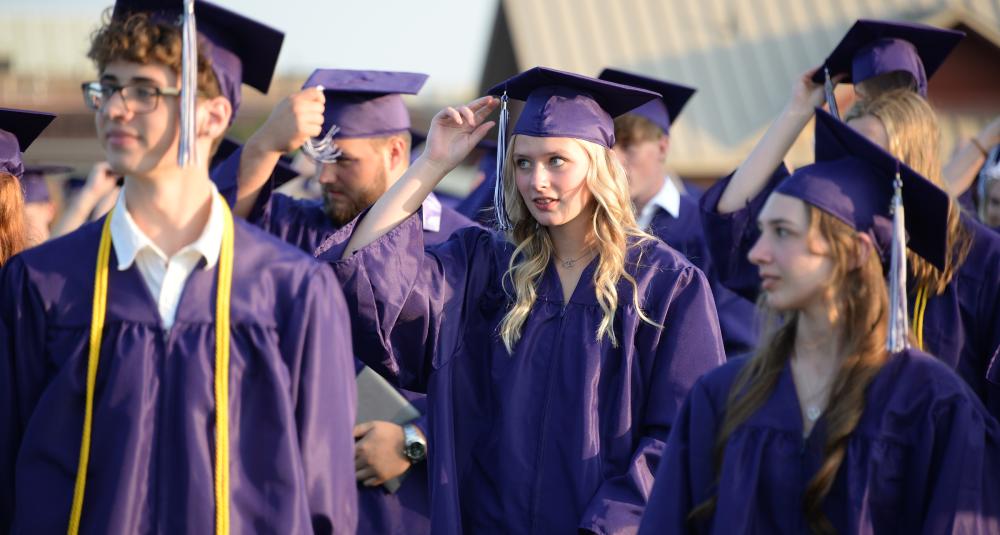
[598,68,696,134]
[0,108,57,179]
[301,69,428,139]
[812,19,964,97]
[775,108,949,269]
[486,66,660,148]
[20,165,71,204]
[112,0,284,120]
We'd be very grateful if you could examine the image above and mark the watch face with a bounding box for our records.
[405,442,426,461]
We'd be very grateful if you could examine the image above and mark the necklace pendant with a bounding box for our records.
[805,406,822,422]
[561,259,577,269]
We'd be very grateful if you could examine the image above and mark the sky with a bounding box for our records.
[3,0,499,98]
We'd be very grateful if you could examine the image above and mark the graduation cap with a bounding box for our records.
[812,19,964,105]
[0,108,57,179]
[298,69,428,163]
[484,66,660,229]
[112,0,284,121]
[21,165,73,204]
[597,68,696,134]
[775,108,949,351]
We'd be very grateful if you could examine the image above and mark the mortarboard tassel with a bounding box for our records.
[300,86,344,163]
[886,166,909,353]
[178,0,198,166]
[493,92,511,232]
[824,67,841,121]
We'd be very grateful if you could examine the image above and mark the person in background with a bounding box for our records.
[20,165,71,245]
[599,67,758,357]
[0,108,56,265]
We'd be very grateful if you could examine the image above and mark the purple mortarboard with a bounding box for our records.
[302,69,427,138]
[0,108,56,179]
[487,66,660,149]
[298,69,427,163]
[485,67,659,229]
[812,19,964,100]
[597,68,696,134]
[21,165,72,204]
[112,0,284,120]
[776,108,949,351]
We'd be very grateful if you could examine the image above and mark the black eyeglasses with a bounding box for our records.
[81,81,181,114]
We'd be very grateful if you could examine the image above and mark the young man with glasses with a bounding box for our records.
[0,3,358,533]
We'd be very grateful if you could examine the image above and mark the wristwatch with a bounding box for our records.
[402,423,427,463]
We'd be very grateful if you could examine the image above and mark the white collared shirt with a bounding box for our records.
[636,176,681,230]
[109,185,225,331]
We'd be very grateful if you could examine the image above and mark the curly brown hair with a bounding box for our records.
[88,9,221,99]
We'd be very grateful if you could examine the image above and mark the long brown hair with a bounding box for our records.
[690,207,890,534]
[845,89,971,295]
[0,172,27,266]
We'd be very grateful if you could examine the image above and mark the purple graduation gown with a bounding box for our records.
[0,218,358,534]
[646,192,757,358]
[700,169,1000,419]
[212,149,477,534]
[314,210,726,534]
[638,348,1000,534]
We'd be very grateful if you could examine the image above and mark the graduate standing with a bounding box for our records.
[0,5,357,533]
[0,108,56,265]
[702,21,1000,417]
[316,67,726,534]
[598,68,758,357]
[20,165,72,246]
[214,69,483,535]
[639,109,1000,535]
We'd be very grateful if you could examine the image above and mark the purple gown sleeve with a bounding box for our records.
[0,257,49,533]
[636,376,720,535]
[319,210,496,393]
[699,164,789,302]
[282,262,359,534]
[579,265,725,534]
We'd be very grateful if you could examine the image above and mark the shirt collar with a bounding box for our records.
[422,192,442,232]
[637,176,681,228]
[110,183,226,271]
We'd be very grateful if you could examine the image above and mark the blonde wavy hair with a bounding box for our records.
[497,135,657,352]
[845,89,971,295]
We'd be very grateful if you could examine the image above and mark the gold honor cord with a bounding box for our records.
[911,285,929,350]
[68,197,235,535]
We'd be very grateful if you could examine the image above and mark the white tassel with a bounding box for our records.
[178,0,198,167]
[300,85,344,163]
[493,92,511,232]
[824,67,840,121]
[886,169,909,353]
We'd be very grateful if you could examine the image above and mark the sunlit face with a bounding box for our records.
[95,61,180,178]
[748,193,834,311]
[985,179,1000,228]
[613,136,667,202]
[315,137,394,226]
[512,135,594,227]
[846,114,889,151]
